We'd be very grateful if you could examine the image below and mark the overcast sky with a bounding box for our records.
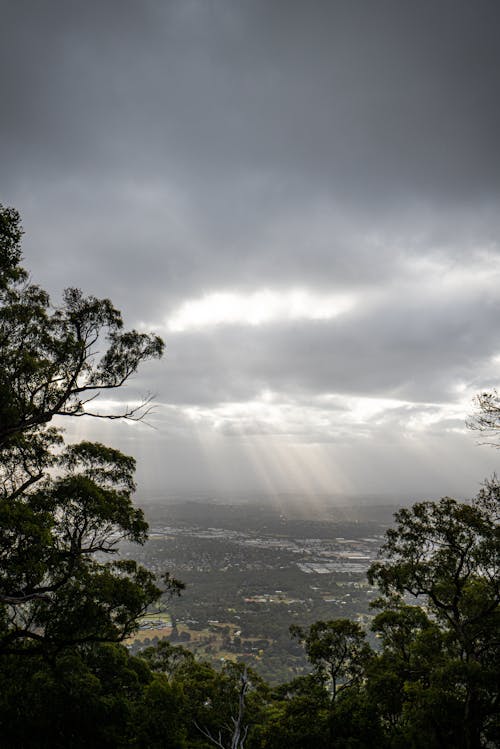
[2,0,500,502]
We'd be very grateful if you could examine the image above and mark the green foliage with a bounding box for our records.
[468,389,500,442]
[141,639,196,680]
[366,486,499,749]
[368,491,499,652]
[284,486,499,748]
[0,643,188,748]
[179,659,268,748]
[328,687,387,749]
[255,675,330,748]
[0,204,163,446]
[0,205,25,289]
[290,619,373,702]
[0,204,177,657]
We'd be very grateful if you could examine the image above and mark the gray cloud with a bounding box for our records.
[130,268,500,407]
[3,1,500,194]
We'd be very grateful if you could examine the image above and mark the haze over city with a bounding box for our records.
[2,0,500,500]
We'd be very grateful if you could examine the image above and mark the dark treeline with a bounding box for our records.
[0,206,498,748]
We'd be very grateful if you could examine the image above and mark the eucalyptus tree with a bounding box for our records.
[290,619,373,704]
[0,203,181,656]
[368,486,499,749]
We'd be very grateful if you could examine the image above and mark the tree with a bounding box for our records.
[468,389,500,445]
[368,487,500,749]
[149,655,268,749]
[0,643,188,748]
[0,204,181,655]
[0,208,164,444]
[255,675,330,749]
[194,664,252,749]
[365,601,446,745]
[140,639,195,681]
[290,619,372,703]
[368,491,499,664]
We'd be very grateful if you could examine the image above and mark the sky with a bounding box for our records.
[2,0,500,502]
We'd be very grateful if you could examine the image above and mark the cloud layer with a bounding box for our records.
[2,0,500,498]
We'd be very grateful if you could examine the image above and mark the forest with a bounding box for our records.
[0,204,498,748]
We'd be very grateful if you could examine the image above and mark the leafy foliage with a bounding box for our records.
[0,204,179,656]
[468,389,500,444]
[368,490,499,661]
[366,486,499,748]
[290,619,372,703]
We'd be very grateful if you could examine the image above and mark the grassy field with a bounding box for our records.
[128,616,270,664]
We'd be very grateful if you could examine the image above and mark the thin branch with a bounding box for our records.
[6,471,44,500]
[193,722,226,749]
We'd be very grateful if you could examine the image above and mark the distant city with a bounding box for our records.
[122,496,401,682]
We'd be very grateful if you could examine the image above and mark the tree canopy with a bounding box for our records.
[468,389,500,445]
[290,619,372,703]
[0,203,180,656]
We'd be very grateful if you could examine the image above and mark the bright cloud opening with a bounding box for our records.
[180,390,469,442]
[166,288,356,332]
